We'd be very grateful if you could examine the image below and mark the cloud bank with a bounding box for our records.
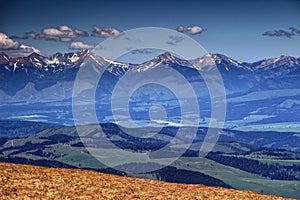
[13,25,89,42]
[263,27,300,38]
[92,25,121,37]
[0,33,40,57]
[10,25,122,43]
[69,41,95,50]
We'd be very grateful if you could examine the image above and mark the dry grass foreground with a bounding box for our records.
[0,162,294,200]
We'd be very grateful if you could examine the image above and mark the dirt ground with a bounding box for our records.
[0,162,294,200]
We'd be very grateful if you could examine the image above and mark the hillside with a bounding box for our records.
[0,162,293,200]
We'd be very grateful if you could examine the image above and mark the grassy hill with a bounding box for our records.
[0,162,293,200]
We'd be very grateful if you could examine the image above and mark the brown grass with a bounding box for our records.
[0,162,294,200]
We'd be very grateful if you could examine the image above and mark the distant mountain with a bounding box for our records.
[250,55,300,75]
[0,120,61,138]
[249,56,300,90]
[0,50,299,99]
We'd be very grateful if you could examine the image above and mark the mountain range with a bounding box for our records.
[1,50,300,128]
[0,50,300,98]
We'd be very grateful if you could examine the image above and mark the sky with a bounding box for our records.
[0,0,300,62]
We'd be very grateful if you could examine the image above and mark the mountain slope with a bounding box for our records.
[0,162,292,199]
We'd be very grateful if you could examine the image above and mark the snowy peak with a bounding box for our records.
[193,54,215,66]
[192,53,251,72]
[198,53,241,66]
[132,52,175,72]
[49,49,90,66]
[252,55,299,71]
[155,52,190,66]
[134,52,192,72]
[157,52,176,62]
[26,52,49,67]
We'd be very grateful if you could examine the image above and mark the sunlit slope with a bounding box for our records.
[0,162,293,200]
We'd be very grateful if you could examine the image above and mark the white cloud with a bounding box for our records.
[27,25,89,42]
[0,33,19,50]
[69,41,94,50]
[92,25,121,37]
[176,25,204,35]
[0,33,40,57]
[42,28,65,37]
[58,25,73,32]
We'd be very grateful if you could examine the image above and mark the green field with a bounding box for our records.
[172,157,300,199]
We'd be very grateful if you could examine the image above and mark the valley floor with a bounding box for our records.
[0,162,293,200]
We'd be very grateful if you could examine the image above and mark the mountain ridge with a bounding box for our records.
[0,50,299,70]
[0,50,299,97]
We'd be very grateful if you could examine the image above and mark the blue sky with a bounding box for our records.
[1,0,300,62]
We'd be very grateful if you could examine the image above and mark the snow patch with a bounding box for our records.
[69,53,79,62]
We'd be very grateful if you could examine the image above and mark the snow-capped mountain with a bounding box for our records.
[250,56,300,76]
[0,50,299,98]
[0,50,130,96]
[132,52,190,72]
[192,54,248,70]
